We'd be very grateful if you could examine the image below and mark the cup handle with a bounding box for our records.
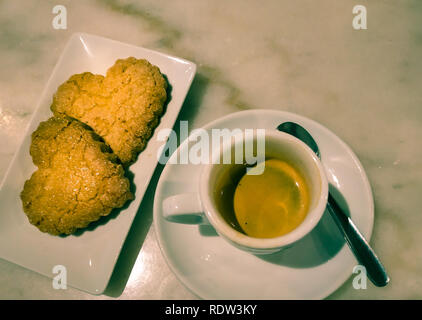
[162,193,206,224]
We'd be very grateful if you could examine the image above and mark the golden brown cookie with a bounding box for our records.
[51,57,168,165]
[20,116,133,235]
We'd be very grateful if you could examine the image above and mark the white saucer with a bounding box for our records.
[153,109,374,299]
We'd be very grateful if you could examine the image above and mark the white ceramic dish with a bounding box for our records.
[154,109,374,299]
[0,33,196,294]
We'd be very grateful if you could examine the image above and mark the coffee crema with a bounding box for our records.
[214,159,310,239]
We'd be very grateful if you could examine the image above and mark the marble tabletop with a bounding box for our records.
[0,0,421,300]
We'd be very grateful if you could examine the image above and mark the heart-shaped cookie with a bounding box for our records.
[51,57,168,165]
[20,116,133,235]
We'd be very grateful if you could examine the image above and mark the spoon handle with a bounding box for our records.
[326,194,389,287]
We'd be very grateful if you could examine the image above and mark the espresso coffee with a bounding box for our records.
[214,159,310,239]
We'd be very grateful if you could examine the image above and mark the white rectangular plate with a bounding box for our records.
[0,33,196,294]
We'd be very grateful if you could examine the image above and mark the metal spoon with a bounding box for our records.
[277,122,389,287]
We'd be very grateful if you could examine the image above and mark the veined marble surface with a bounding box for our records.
[0,0,421,299]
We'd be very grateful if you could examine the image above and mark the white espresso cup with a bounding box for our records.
[162,129,328,254]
